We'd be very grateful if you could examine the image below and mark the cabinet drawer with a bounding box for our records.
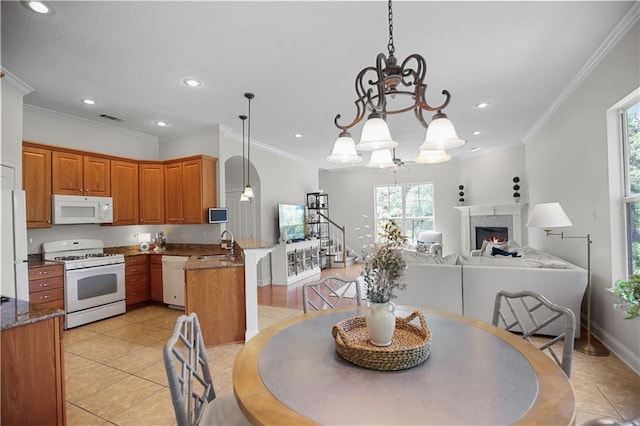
[30,288,64,305]
[126,264,148,276]
[125,255,148,267]
[126,272,148,287]
[150,255,163,265]
[29,276,63,294]
[126,281,150,305]
[28,265,63,281]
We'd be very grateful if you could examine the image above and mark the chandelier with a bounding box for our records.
[327,0,464,166]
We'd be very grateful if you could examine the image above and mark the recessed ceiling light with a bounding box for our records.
[472,131,481,135]
[24,1,51,14]
[475,102,491,109]
[182,78,202,88]
[293,133,303,138]
[155,121,169,127]
[81,99,96,105]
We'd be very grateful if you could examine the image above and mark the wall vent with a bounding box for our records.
[99,113,124,122]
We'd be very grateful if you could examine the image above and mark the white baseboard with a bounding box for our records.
[589,317,640,375]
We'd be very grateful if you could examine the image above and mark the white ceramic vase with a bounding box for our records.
[365,301,396,346]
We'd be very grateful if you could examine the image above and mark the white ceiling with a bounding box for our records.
[1,1,636,170]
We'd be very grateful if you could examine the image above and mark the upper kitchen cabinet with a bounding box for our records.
[139,163,165,225]
[164,156,217,224]
[52,151,110,196]
[23,144,52,228]
[111,160,139,226]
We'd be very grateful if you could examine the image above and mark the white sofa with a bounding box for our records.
[397,248,587,337]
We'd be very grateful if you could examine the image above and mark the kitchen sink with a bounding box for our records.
[196,254,234,260]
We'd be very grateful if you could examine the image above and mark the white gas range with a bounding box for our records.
[43,239,126,329]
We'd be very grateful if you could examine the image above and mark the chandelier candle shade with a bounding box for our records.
[329,0,464,165]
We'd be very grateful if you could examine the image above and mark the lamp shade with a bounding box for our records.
[326,132,362,163]
[366,149,395,168]
[414,148,451,164]
[356,115,398,151]
[419,113,465,151]
[239,193,249,202]
[243,185,255,199]
[526,202,573,229]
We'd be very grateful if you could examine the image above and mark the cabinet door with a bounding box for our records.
[83,156,110,196]
[111,160,139,225]
[164,162,184,223]
[149,255,163,302]
[52,151,83,195]
[139,163,165,224]
[182,159,203,224]
[23,146,52,228]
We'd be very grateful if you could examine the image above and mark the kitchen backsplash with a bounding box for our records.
[26,223,224,254]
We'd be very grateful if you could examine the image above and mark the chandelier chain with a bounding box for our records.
[387,0,395,55]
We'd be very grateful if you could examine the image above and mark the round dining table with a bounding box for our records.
[232,306,576,425]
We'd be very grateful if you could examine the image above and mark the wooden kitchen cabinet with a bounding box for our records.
[28,263,64,310]
[149,254,163,302]
[1,313,66,426]
[52,151,110,196]
[125,255,149,307]
[164,156,217,224]
[22,144,52,228]
[139,162,165,224]
[111,159,139,225]
[185,266,245,346]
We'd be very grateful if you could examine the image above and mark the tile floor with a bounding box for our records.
[64,276,639,425]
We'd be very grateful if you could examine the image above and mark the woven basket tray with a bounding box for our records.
[331,311,431,371]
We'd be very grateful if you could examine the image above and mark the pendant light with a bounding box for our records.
[242,92,255,199]
[239,115,249,202]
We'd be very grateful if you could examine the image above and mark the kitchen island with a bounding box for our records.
[1,297,66,425]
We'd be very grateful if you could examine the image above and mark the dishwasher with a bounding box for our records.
[162,256,188,308]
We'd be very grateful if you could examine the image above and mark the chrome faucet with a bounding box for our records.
[220,230,235,256]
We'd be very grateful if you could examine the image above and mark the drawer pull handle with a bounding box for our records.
[40,295,50,300]
[39,271,51,275]
[40,283,51,287]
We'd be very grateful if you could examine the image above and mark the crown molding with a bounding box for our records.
[0,67,34,95]
[523,2,640,144]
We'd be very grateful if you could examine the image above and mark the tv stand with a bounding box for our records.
[271,240,321,286]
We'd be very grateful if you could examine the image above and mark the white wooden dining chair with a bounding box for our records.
[163,313,249,426]
[302,275,363,313]
[492,290,576,377]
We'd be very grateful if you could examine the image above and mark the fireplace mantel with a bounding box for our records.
[454,203,526,255]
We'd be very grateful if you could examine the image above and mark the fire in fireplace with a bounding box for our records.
[475,227,508,249]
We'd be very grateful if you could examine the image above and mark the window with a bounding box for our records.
[374,183,434,243]
[623,100,640,276]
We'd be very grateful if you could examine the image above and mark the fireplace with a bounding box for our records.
[454,203,524,255]
[475,227,508,249]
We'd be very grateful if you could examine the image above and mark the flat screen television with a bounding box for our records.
[208,207,229,224]
[278,204,306,242]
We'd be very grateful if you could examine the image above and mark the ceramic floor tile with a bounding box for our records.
[66,403,110,426]
[65,353,104,380]
[111,388,176,426]
[64,327,101,345]
[66,362,129,403]
[65,334,141,364]
[136,360,170,387]
[75,375,163,421]
[104,345,163,374]
[80,317,131,334]
[119,305,176,323]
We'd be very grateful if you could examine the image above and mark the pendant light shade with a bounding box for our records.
[327,131,362,163]
[419,112,465,151]
[239,114,249,202]
[242,185,255,198]
[366,149,395,168]
[414,148,451,164]
[355,113,398,152]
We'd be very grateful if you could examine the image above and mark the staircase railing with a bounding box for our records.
[319,212,346,266]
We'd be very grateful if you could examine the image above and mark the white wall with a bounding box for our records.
[320,146,525,258]
[525,21,640,371]
[23,105,159,159]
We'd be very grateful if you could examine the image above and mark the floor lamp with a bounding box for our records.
[527,202,609,356]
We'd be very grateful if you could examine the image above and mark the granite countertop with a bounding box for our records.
[0,297,64,331]
[184,254,245,271]
[235,238,276,250]
[27,259,64,268]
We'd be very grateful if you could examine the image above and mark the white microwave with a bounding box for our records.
[52,195,113,224]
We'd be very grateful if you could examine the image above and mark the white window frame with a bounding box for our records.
[373,182,435,243]
[622,98,640,276]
